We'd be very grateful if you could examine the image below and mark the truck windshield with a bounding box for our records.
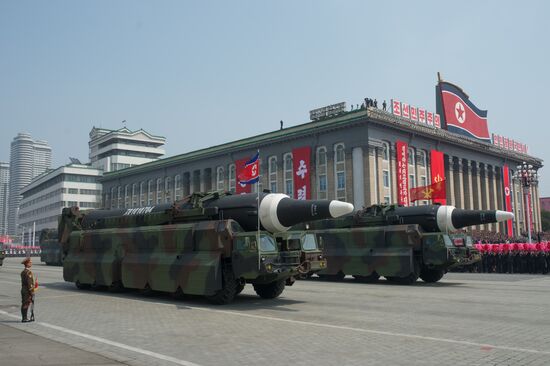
[260,235,277,252]
[302,234,318,251]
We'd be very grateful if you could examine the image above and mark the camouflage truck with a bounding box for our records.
[0,242,5,266]
[39,228,63,265]
[296,203,512,284]
[59,191,353,304]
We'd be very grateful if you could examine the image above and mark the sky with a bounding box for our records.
[1,1,549,194]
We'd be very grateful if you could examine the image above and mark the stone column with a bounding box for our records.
[465,160,474,210]
[368,146,378,205]
[377,147,385,204]
[447,155,455,206]
[472,162,483,230]
[456,159,465,209]
[483,164,492,231]
[490,165,499,232]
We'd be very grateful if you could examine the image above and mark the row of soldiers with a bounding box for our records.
[474,243,550,274]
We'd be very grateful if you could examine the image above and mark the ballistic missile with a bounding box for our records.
[387,205,514,232]
[75,191,354,233]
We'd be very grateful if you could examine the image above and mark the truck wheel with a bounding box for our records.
[206,270,237,305]
[75,280,91,290]
[253,280,285,299]
[235,283,245,295]
[353,272,380,283]
[420,268,445,283]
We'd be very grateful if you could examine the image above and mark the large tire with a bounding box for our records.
[235,283,245,295]
[206,269,237,305]
[75,280,91,290]
[253,280,285,299]
[317,271,345,281]
[353,272,380,283]
[420,268,445,283]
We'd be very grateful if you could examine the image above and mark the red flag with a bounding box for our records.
[438,81,490,141]
[430,150,446,205]
[410,180,446,202]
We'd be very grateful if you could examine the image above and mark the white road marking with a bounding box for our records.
[0,310,203,366]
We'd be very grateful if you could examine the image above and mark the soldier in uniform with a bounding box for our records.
[20,257,35,322]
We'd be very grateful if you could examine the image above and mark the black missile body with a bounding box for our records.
[351,204,514,232]
[75,191,354,233]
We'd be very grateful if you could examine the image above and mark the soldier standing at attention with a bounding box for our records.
[20,257,35,322]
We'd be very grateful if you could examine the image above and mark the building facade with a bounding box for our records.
[99,107,543,236]
[7,133,52,236]
[19,164,102,241]
[0,162,9,235]
[89,127,166,173]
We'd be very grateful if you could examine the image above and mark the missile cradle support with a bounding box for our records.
[295,204,514,284]
[59,191,353,304]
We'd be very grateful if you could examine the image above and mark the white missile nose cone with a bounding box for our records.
[496,210,514,222]
[329,201,354,218]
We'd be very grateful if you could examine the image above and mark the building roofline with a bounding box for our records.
[101,107,543,181]
[20,163,103,194]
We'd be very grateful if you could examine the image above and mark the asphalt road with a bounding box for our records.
[1,257,549,366]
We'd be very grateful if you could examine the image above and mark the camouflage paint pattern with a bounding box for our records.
[0,242,5,266]
[40,229,63,265]
[62,213,301,303]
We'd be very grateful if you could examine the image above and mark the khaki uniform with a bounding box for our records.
[20,268,35,314]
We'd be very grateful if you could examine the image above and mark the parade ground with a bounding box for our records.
[1,257,549,366]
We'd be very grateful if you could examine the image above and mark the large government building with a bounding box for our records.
[100,104,543,236]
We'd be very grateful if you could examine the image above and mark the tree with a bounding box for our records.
[541,210,550,232]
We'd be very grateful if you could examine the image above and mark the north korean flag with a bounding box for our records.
[237,151,260,185]
[437,81,490,142]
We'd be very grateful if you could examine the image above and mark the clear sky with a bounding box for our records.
[1,1,549,195]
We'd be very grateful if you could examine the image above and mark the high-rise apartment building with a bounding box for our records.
[7,133,52,236]
[0,162,9,235]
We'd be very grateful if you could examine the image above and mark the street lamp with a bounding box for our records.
[514,162,538,244]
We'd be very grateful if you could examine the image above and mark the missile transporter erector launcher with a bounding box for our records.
[59,191,353,304]
[39,228,63,266]
[297,204,513,284]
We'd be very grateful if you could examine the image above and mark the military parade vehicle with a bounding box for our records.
[0,242,5,266]
[294,203,513,284]
[39,228,63,265]
[59,190,353,304]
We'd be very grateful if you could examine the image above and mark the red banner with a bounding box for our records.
[430,150,446,205]
[502,165,513,237]
[235,157,252,194]
[292,147,311,200]
[410,181,446,202]
[396,141,409,206]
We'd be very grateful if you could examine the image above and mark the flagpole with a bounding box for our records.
[256,150,261,271]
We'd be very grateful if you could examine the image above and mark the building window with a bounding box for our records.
[268,156,278,193]
[383,170,390,188]
[383,196,390,204]
[147,180,153,205]
[117,186,122,208]
[110,187,116,209]
[132,183,138,207]
[317,147,327,200]
[418,150,427,167]
[140,181,145,206]
[175,175,181,201]
[156,178,162,204]
[382,142,390,161]
[216,166,225,191]
[334,143,346,200]
[408,147,415,167]
[228,164,236,193]
[68,188,78,194]
[284,153,293,197]
[165,177,172,203]
[124,185,130,208]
